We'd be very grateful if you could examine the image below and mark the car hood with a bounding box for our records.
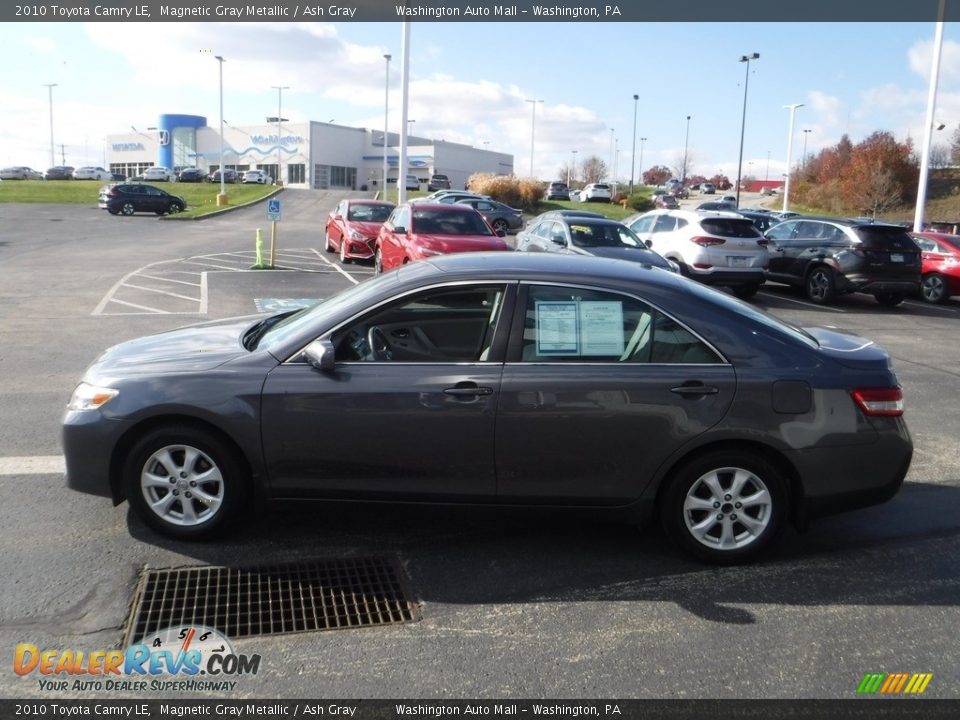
[575,245,672,269]
[414,234,509,252]
[87,317,257,378]
[350,221,386,238]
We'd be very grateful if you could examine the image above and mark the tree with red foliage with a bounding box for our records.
[643,165,671,186]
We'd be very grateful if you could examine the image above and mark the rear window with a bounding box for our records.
[593,184,610,190]
[854,226,919,250]
[699,218,761,238]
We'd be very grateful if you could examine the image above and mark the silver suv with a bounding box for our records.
[624,209,770,298]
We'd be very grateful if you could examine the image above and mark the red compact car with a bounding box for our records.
[324,199,395,263]
[911,232,960,303]
[374,203,511,273]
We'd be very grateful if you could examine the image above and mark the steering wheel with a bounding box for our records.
[367,326,394,361]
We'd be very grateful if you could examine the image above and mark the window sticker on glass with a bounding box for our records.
[535,301,580,355]
[579,301,625,356]
[569,225,592,234]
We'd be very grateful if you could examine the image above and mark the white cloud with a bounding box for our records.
[908,38,960,87]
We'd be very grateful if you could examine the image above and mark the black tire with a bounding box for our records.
[155,211,165,216]
[167,203,183,215]
[492,219,509,234]
[875,292,905,308]
[107,208,120,215]
[660,451,788,564]
[324,230,335,253]
[805,266,835,305]
[374,248,383,275]
[921,273,949,304]
[121,202,136,216]
[123,424,249,540]
[340,239,351,264]
[732,283,761,300]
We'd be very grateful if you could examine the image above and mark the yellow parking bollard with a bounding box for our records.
[251,228,268,269]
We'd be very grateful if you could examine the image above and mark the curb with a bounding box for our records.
[161,187,285,221]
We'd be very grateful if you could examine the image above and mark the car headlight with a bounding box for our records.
[417,246,445,257]
[67,382,118,411]
[348,229,367,241]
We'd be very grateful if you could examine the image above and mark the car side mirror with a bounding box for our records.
[393,225,407,234]
[551,235,567,246]
[303,339,336,372]
[495,228,506,238]
[645,239,652,248]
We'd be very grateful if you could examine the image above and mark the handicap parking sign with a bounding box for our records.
[267,198,281,220]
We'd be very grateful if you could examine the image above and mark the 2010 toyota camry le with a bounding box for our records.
[63,252,912,564]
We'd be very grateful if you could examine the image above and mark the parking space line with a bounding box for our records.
[757,291,847,313]
[199,272,208,315]
[137,274,202,288]
[108,298,170,313]
[121,282,200,303]
[310,249,360,285]
[0,456,65,476]
[180,259,247,271]
[903,301,957,314]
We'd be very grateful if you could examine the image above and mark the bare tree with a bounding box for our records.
[579,156,608,185]
[929,142,951,169]
[670,150,698,183]
[951,124,960,166]
[856,167,900,218]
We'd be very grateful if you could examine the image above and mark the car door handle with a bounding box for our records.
[444,383,493,397]
[670,383,719,397]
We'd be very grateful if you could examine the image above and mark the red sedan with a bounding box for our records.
[911,232,960,303]
[324,199,395,263]
[374,203,511,273]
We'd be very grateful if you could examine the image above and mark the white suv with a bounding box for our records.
[624,209,770,298]
[142,166,175,182]
[580,183,612,203]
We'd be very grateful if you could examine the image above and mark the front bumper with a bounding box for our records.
[62,409,132,503]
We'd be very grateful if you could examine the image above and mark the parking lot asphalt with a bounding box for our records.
[1,192,959,700]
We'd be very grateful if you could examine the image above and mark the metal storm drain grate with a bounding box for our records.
[124,557,419,645]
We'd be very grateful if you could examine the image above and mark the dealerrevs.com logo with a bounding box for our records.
[14,626,261,693]
[857,672,934,695]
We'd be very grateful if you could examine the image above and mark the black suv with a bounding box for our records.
[209,169,240,184]
[763,218,920,306]
[99,183,187,216]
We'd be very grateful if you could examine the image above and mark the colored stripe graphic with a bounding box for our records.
[857,673,932,694]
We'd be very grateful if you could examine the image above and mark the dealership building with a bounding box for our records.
[105,114,513,190]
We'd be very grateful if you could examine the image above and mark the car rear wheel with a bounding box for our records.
[805,266,835,304]
[492,219,509,234]
[124,425,248,540]
[661,451,787,564]
[732,283,760,300]
[374,248,384,275]
[121,202,136,216]
[921,273,949,304]
[875,292,905,307]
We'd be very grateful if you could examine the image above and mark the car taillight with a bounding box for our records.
[851,387,903,417]
[691,236,725,247]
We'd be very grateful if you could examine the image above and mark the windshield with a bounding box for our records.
[412,209,493,236]
[348,204,393,222]
[568,223,642,248]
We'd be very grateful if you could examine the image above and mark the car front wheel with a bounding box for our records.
[492,219,509,234]
[921,273,949,304]
[124,425,248,540]
[374,247,384,275]
[121,202,136,216]
[661,451,787,564]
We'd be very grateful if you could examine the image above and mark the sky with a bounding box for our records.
[2,21,959,183]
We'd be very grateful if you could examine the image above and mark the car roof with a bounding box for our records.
[348,199,394,207]
[407,202,479,213]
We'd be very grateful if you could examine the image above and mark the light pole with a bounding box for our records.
[916,0,947,231]
[569,150,577,186]
[383,54,391,198]
[765,150,771,181]
[638,137,647,188]
[42,83,57,168]
[271,85,289,185]
[608,128,615,182]
[782,103,804,213]
[398,21,411,205]
[214,56,227,205]
[735,52,759,209]
[629,93,639,193]
[681,115,691,184]
[802,129,811,168]
[524,99,543,177]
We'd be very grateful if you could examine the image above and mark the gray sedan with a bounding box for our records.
[63,253,912,564]
[454,197,524,234]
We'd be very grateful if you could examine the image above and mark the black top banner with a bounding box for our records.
[3,0,960,23]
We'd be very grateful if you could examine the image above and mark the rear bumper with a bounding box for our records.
[690,268,767,285]
[838,272,920,295]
